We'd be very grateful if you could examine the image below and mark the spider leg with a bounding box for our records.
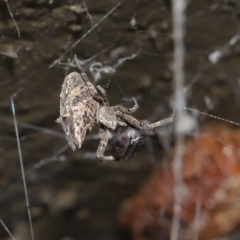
[97,127,116,161]
[77,70,104,103]
[73,56,104,102]
[117,119,128,126]
[117,111,172,129]
[112,97,139,114]
[142,117,173,129]
[96,85,110,106]
[97,85,107,97]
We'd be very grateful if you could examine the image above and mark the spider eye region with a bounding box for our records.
[99,106,117,130]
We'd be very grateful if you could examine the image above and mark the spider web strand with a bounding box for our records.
[10,97,35,240]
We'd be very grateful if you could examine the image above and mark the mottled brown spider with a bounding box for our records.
[56,70,172,161]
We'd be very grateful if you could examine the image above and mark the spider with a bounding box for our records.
[56,70,172,161]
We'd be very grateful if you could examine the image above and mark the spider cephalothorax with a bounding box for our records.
[56,71,172,161]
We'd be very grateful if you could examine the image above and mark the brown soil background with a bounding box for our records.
[1,0,240,240]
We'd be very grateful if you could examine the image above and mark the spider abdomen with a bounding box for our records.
[57,72,99,150]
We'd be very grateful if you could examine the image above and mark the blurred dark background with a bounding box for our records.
[1,0,240,239]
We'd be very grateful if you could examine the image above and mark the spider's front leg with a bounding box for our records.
[117,112,172,129]
[97,127,116,161]
[142,117,173,129]
[112,97,139,115]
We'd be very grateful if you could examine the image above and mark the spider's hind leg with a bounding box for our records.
[97,85,107,97]
[78,69,104,103]
[74,56,105,103]
[96,85,110,106]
